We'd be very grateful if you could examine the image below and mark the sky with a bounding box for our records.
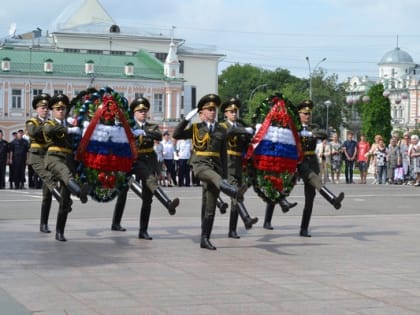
[1,0,420,83]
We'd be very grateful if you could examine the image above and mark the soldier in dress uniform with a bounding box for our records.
[43,94,90,241]
[173,94,247,250]
[26,93,61,233]
[219,97,258,238]
[296,100,344,237]
[9,129,29,189]
[112,97,179,239]
[0,130,9,189]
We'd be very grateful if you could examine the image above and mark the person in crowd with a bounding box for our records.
[26,93,62,233]
[387,136,402,184]
[7,131,17,189]
[173,94,248,250]
[43,94,90,241]
[357,134,370,184]
[0,130,9,189]
[400,132,411,184]
[219,97,258,239]
[162,131,177,187]
[408,134,420,186]
[8,129,29,189]
[342,131,357,184]
[329,133,342,184]
[367,134,383,184]
[373,138,387,184]
[295,100,344,237]
[154,139,167,186]
[113,97,179,238]
[316,137,331,184]
[176,138,192,187]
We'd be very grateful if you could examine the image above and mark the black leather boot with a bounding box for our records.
[200,215,216,250]
[263,202,275,230]
[219,179,247,200]
[55,211,68,242]
[139,206,152,240]
[68,179,89,203]
[236,201,258,229]
[278,198,297,213]
[154,187,179,215]
[216,196,228,214]
[40,197,52,233]
[319,187,344,210]
[111,187,127,231]
[228,205,240,238]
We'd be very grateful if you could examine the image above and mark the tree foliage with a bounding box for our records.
[358,84,392,143]
[218,64,346,134]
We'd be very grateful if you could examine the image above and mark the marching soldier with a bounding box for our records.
[296,100,344,237]
[26,93,61,233]
[43,94,90,241]
[173,94,247,250]
[113,97,179,239]
[219,97,258,238]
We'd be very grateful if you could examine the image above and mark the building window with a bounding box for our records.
[134,93,143,99]
[11,89,22,109]
[179,60,184,74]
[155,53,167,63]
[54,90,64,95]
[153,94,164,113]
[87,49,103,55]
[33,89,43,97]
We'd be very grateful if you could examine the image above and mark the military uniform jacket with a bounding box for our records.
[298,123,325,178]
[173,120,227,178]
[26,116,48,155]
[219,120,252,182]
[43,120,74,156]
[0,139,9,163]
[132,121,162,174]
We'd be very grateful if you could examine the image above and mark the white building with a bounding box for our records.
[0,0,224,139]
[346,46,420,133]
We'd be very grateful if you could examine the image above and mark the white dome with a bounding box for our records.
[379,47,414,65]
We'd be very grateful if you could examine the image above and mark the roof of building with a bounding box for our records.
[0,47,166,80]
[50,0,115,33]
[378,47,415,65]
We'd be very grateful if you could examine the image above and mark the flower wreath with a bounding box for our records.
[72,87,137,202]
[243,93,303,203]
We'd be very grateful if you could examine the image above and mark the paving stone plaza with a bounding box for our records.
[1,182,420,314]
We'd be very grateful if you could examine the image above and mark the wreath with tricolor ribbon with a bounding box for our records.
[243,93,303,203]
[72,87,137,202]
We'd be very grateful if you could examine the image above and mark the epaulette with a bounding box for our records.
[219,122,228,129]
[26,118,39,126]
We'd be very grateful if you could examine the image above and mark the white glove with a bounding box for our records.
[245,127,254,134]
[67,117,76,125]
[67,126,81,135]
[133,129,146,137]
[185,108,198,121]
[82,121,90,129]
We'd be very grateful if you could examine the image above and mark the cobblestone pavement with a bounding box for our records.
[1,182,420,314]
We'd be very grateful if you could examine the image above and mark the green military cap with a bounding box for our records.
[130,97,150,113]
[48,94,70,110]
[221,97,241,112]
[32,93,51,110]
[197,94,221,111]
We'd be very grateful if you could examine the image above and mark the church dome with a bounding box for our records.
[379,47,414,65]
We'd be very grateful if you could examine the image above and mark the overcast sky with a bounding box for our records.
[1,0,420,82]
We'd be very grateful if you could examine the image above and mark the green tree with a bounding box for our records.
[358,84,392,143]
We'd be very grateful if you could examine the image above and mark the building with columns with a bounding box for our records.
[0,0,224,140]
[346,46,420,135]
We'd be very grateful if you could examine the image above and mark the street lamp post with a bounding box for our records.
[324,100,332,134]
[305,56,327,100]
[249,83,269,102]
